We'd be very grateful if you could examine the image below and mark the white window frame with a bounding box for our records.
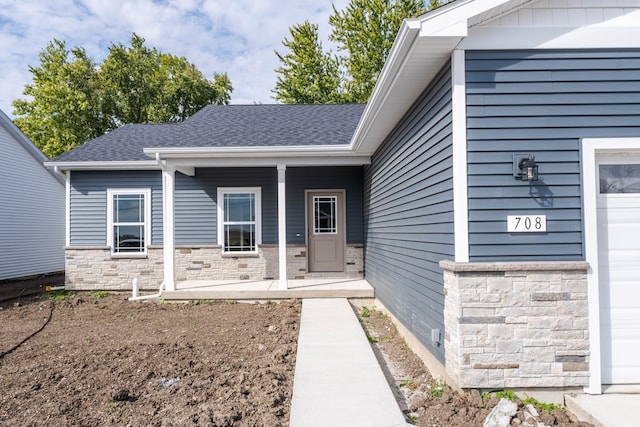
[107,188,152,257]
[217,187,262,254]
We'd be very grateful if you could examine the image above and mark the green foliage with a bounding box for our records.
[90,291,108,299]
[275,0,454,104]
[273,21,343,104]
[523,396,564,412]
[41,290,74,301]
[100,34,232,125]
[496,389,516,400]
[13,34,232,158]
[367,335,378,344]
[427,378,446,397]
[359,306,371,317]
[12,40,108,158]
[484,391,565,412]
[487,389,516,400]
[328,0,426,103]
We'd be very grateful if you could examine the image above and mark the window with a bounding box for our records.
[217,187,261,253]
[107,189,151,255]
[599,164,640,194]
[313,195,337,234]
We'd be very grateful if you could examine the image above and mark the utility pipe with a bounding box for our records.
[128,278,165,301]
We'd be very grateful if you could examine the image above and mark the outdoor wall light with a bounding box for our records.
[513,154,539,182]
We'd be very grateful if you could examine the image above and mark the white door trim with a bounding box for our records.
[582,137,640,394]
[305,189,346,273]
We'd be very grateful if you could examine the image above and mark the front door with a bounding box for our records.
[306,190,345,272]
[597,155,640,384]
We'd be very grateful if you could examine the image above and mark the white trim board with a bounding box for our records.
[581,137,640,394]
[451,49,469,263]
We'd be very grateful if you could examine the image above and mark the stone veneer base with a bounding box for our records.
[440,260,590,390]
[64,244,364,290]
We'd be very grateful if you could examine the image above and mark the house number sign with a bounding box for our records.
[507,215,546,232]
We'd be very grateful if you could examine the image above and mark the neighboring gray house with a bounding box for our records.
[0,109,65,280]
[47,0,640,395]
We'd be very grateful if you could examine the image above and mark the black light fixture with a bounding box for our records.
[513,154,539,182]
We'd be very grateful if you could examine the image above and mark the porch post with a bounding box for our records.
[277,164,288,289]
[162,167,176,291]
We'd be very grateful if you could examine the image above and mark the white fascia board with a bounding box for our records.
[145,145,371,167]
[165,155,371,168]
[44,161,160,171]
[418,0,513,37]
[143,144,355,158]
[350,0,515,155]
[349,21,421,153]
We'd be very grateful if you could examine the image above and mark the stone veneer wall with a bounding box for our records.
[65,244,364,289]
[65,246,164,291]
[440,260,590,389]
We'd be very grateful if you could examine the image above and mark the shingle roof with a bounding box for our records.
[50,104,366,163]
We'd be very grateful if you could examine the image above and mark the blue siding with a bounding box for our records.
[466,49,640,261]
[175,168,278,245]
[70,171,163,246]
[286,167,363,244]
[364,63,454,364]
[70,167,362,247]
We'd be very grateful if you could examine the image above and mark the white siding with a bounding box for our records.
[471,0,640,28]
[0,111,65,280]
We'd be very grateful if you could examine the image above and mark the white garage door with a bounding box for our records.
[597,157,640,384]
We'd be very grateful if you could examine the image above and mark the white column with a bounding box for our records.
[277,165,288,289]
[452,49,470,262]
[65,170,71,247]
[162,167,176,291]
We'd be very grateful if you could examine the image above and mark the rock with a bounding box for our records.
[525,404,539,417]
[484,398,518,427]
[112,389,131,402]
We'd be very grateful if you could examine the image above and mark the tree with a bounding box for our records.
[273,21,343,104]
[274,0,454,104]
[13,34,232,158]
[99,34,233,125]
[12,40,109,158]
[328,0,425,103]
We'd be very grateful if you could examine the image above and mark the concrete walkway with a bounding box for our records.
[289,298,410,427]
[566,393,640,427]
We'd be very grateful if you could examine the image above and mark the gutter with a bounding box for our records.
[44,160,160,171]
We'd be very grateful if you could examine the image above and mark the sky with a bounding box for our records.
[0,0,350,118]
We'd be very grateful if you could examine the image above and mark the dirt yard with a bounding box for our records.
[0,293,300,426]
[357,305,594,427]
[1,291,594,426]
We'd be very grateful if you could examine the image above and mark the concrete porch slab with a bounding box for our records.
[161,278,374,300]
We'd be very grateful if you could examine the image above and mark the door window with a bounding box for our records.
[313,196,337,234]
[599,164,640,194]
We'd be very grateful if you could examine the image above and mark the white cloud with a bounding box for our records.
[0,0,349,117]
